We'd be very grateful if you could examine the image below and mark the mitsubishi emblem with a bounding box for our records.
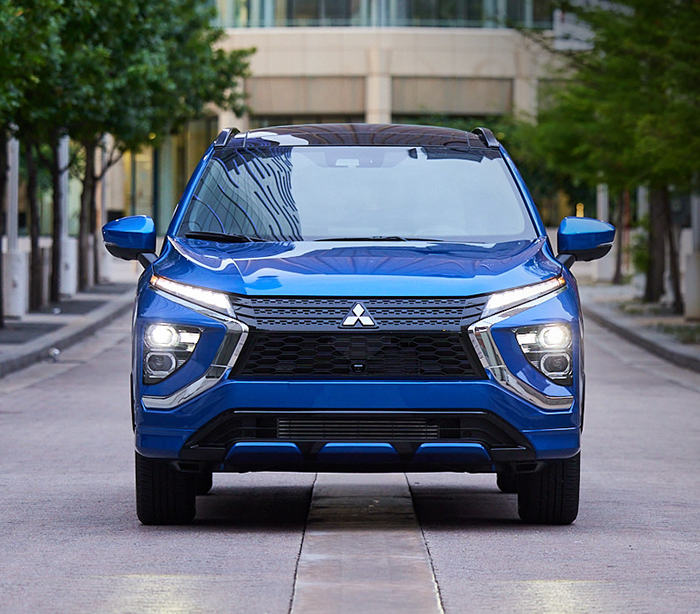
[341,303,376,328]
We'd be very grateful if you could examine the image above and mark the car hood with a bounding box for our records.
[154,237,561,297]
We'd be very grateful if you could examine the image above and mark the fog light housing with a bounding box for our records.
[143,324,201,384]
[516,324,573,385]
[144,351,177,378]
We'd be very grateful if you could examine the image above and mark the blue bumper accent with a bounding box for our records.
[317,443,400,464]
[414,443,493,465]
[225,442,303,464]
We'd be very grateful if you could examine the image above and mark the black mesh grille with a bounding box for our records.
[277,418,440,441]
[182,411,532,455]
[232,332,480,379]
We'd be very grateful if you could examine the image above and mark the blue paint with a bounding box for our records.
[107,125,614,516]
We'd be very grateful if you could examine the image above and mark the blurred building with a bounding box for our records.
[113,0,557,232]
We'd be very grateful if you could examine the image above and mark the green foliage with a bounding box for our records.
[2,0,253,151]
[0,0,63,130]
[539,1,700,191]
[631,215,650,274]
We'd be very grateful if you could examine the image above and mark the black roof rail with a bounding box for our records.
[213,127,240,148]
[473,127,500,148]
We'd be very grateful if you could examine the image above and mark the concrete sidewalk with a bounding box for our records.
[0,259,142,379]
[579,282,700,374]
[2,264,700,379]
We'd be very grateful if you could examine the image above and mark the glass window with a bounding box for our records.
[179,146,536,243]
[533,0,553,28]
[506,0,525,24]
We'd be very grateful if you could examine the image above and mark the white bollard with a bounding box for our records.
[2,251,29,318]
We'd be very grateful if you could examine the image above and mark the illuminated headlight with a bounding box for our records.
[150,275,234,317]
[483,276,566,318]
[516,324,573,385]
[143,323,201,384]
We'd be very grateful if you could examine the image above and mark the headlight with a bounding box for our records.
[143,323,201,384]
[483,276,565,318]
[516,324,573,385]
[150,275,235,317]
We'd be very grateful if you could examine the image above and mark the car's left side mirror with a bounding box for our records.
[102,216,157,268]
[557,216,616,268]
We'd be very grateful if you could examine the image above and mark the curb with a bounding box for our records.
[583,301,700,374]
[0,294,135,380]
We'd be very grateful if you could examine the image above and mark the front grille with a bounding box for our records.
[230,296,488,331]
[277,417,440,441]
[232,332,481,379]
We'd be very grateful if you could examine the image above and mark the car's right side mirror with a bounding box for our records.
[556,216,616,268]
[102,215,157,268]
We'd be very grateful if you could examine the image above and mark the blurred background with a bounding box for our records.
[1,0,699,324]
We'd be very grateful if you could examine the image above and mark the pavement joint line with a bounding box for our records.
[290,472,443,614]
[405,473,445,613]
[288,472,318,614]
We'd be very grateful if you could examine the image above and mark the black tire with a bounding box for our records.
[135,453,197,525]
[517,453,580,525]
[196,471,213,496]
[496,472,518,494]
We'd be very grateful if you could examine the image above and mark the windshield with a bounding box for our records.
[177,145,537,243]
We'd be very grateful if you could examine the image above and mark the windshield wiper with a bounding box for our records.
[315,236,441,242]
[184,231,265,243]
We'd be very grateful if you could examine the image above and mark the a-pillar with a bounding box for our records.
[685,191,700,320]
[3,136,28,318]
[365,48,391,124]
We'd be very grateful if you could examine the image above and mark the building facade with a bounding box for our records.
[115,0,557,232]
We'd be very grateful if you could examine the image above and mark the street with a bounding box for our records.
[1,311,699,613]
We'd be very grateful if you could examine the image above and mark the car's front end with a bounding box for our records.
[104,124,614,525]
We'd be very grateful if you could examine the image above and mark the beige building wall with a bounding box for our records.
[110,26,555,228]
[219,27,552,125]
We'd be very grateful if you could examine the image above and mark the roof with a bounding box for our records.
[216,123,497,149]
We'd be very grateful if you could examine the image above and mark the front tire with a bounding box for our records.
[196,471,213,496]
[496,472,518,494]
[135,453,197,525]
[517,453,580,525]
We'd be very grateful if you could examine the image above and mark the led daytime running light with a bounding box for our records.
[151,275,233,316]
[483,276,565,318]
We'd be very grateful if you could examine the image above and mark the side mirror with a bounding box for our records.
[102,216,156,267]
[557,217,615,267]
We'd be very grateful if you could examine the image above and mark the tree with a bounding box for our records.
[59,0,252,290]
[528,0,700,311]
[0,0,63,313]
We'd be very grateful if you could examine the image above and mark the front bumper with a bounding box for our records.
[133,282,582,470]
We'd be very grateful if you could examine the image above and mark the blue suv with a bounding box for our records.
[103,124,614,526]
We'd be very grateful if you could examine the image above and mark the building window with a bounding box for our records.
[217,0,551,28]
[250,115,365,129]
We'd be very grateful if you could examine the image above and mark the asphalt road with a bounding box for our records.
[1,312,699,613]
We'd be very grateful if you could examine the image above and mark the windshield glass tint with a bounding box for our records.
[178,146,537,243]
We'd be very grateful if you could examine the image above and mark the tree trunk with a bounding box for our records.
[91,174,99,286]
[644,188,666,302]
[663,188,684,314]
[0,130,7,328]
[78,142,96,291]
[50,138,62,303]
[25,144,43,311]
